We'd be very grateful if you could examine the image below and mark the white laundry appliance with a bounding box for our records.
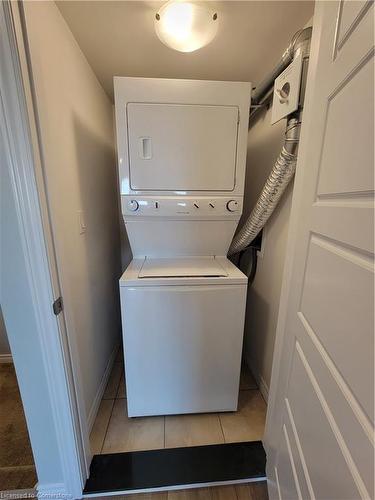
[114,77,251,417]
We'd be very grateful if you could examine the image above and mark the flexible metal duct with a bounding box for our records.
[228,27,311,256]
[228,116,300,255]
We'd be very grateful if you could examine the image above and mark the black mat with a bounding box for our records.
[84,441,266,494]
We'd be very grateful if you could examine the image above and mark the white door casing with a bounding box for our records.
[1,2,88,497]
[265,2,374,500]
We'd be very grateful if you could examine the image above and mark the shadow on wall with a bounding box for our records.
[0,307,11,357]
[119,213,132,272]
[239,104,294,399]
[241,106,286,227]
[68,114,124,413]
[243,286,270,381]
[73,112,122,321]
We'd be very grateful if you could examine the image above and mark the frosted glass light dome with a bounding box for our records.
[155,1,219,53]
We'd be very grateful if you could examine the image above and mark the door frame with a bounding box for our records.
[13,0,94,477]
[1,2,88,497]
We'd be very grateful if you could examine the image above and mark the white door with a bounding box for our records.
[265,2,374,500]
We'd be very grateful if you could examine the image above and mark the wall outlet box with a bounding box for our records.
[271,51,303,125]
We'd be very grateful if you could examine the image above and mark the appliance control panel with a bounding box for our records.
[121,196,243,217]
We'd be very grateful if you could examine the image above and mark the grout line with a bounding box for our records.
[233,483,240,500]
[217,412,226,444]
[113,368,122,399]
[100,398,115,455]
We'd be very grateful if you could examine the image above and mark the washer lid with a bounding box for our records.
[120,257,247,286]
[138,257,228,278]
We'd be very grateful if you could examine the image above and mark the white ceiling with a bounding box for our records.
[57,1,314,101]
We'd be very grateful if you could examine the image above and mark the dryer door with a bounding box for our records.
[126,103,239,191]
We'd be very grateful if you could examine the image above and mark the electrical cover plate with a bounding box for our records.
[271,51,303,125]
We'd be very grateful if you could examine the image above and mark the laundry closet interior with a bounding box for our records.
[1,0,316,495]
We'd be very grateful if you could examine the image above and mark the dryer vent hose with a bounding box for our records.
[228,116,300,256]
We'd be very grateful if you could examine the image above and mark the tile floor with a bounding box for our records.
[90,349,267,455]
[88,482,268,500]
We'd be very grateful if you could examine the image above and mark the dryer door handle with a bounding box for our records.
[139,137,152,160]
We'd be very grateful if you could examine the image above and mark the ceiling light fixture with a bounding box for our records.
[155,1,218,53]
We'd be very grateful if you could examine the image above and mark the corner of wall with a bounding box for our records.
[244,352,269,403]
[242,106,294,398]
[87,341,119,432]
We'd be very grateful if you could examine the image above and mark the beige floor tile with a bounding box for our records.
[102,399,164,453]
[90,399,114,454]
[116,372,126,399]
[165,413,224,449]
[168,487,212,500]
[211,485,237,500]
[235,482,269,500]
[239,365,257,390]
[103,362,123,399]
[219,391,267,443]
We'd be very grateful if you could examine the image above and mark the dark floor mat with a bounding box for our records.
[84,441,266,494]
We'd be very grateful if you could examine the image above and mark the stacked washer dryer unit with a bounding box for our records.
[114,77,251,417]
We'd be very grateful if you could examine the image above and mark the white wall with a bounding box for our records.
[241,106,294,400]
[22,1,124,424]
[0,307,11,357]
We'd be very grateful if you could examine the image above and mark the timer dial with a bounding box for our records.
[226,200,239,212]
[127,200,139,212]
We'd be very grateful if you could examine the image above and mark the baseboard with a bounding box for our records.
[87,343,120,432]
[244,355,269,403]
[0,354,13,364]
[37,482,67,499]
[257,374,269,403]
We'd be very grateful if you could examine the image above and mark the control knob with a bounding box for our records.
[127,200,139,212]
[226,200,239,212]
